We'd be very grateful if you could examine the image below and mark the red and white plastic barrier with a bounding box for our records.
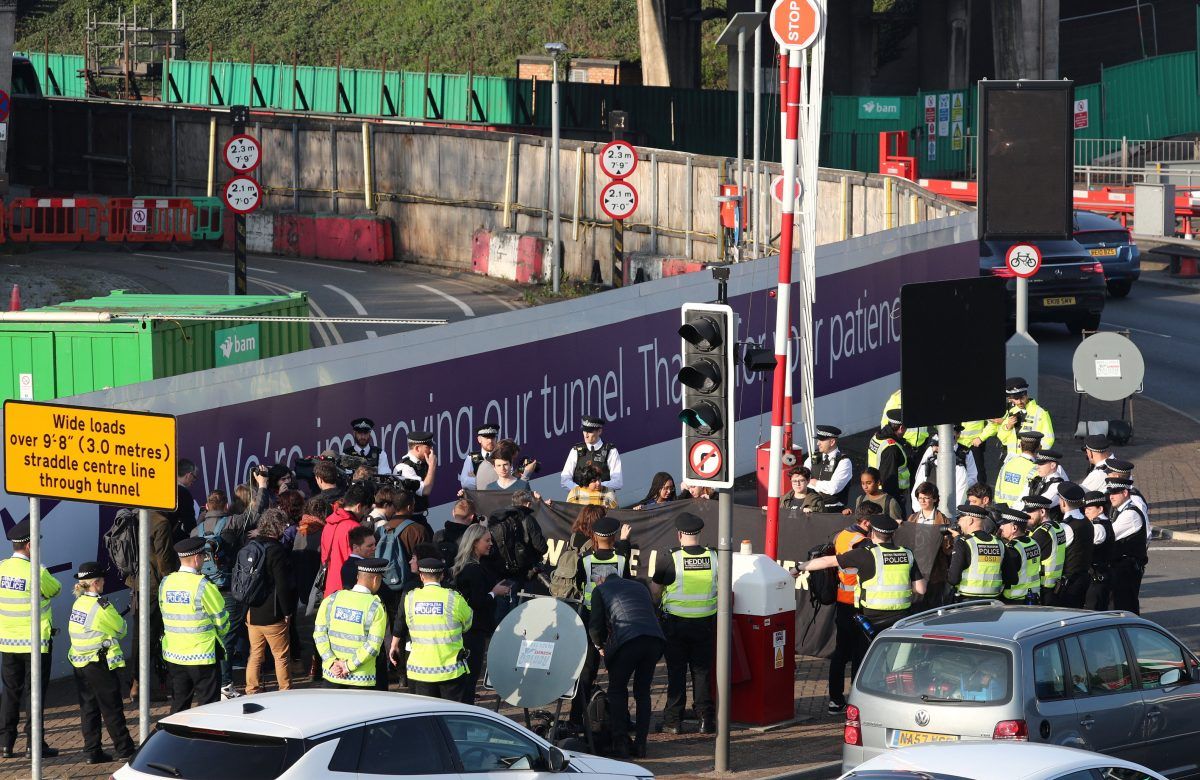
[470,229,549,283]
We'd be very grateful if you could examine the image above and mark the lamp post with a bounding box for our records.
[716,13,767,262]
[545,42,567,293]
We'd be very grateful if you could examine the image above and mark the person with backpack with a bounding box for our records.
[109,508,176,704]
[451,524,512,704]
[320,483,375,598]
[550,505,603,602]
[821,504,876,714]
[435,500,477,566]
[292,496,331,679]
[486,503,547,621]
[240,510,295,695]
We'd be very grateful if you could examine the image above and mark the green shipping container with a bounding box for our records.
[0,290,310,403]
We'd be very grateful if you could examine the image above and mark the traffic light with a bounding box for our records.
[679,303,736,489]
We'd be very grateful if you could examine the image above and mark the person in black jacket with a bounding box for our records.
[245,510,296,695]
[450,524,511,704]
[165,459,200,543]
[589,575,665,759]
[339,525,378,593]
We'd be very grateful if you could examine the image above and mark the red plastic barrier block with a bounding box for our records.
[8,198,104,243]
[311,215,391,263]
[514,235,545,283]
[661,259,705,278]
[472,229,492,275]
[274,213,316,258]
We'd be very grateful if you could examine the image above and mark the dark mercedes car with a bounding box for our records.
[980,237,1106,334]
[1073,210,1140,298]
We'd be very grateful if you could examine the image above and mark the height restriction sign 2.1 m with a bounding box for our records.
[3,400,178,510]
[223,175,263,214]
[600,180,638,220]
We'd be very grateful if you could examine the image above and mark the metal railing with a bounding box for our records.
[963,135,1200,187]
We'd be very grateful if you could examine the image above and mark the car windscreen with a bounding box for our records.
[130,724,301,779]
[857,638,1013,704]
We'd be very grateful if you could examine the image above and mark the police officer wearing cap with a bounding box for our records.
[159,537,230,712]
[651,513,717,735]
[1105,459,1150,525]
[1079,434,1115,493]
[1027,449,1067,511]
[403,557,473,700]
[345,418,388,474]
[798,515,927,635]
[994,431,1042,506]
[911,429,977,510]
[571,516,631,728]
[879,389,930,453]
[0,518,61,759]
[560,415,624,493]
[315,557,389,690]
[867,409,912,509]
[822,507,874,714]
[804,426,853,510]
[1082,492,1116,611]
[996,508,1040,606]
[459,424,500,490]
[995,377,1055,459]
[947,505,1008,601]
[1024,494,1067,605]
[393,431,438,525]
[1106,478,1149,614]
[1056,482,1093,609]
[958,419,998,488]
[68,562,135,764]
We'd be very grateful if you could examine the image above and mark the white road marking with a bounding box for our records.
[323,284,369,315]
[1105,322,1172,339]
[486,294,520,311]
[366,330,378,339]
[255,277,342,346]
[1152,547,1200,551]
[417,284,474,317]
[135,253,278,274]
[257,256,366,274]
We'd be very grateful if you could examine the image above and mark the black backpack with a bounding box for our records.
[104,508,140,580]
[490,510,532,578]
[231,539,273,607]
[803,541,838,607]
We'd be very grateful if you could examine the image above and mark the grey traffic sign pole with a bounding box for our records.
[752,0,763,258]
[1016,276,1029,333]
[29,498,42,780]
[1008,274,1039,397]
[935,424,956,517]
[713,267,733,772]
[139,508,151,742]
[716,13,766,263]
[231,105,249,295]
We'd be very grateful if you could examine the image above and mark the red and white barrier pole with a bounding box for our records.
[765,47,802,559]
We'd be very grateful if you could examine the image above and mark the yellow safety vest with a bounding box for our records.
[958,420,997,447]
[68,593,127,669]
[958,535,1004,597]
[857,545,914,612]
[1033,521,1067,588]
[995,454,1037,505]
[995,399,1055,455]
[159,570,228,666]
[866,435,911,491]
[661,549,718,618]
[404,584,473,682]
[582,552,627,609]
[0,556,60,654]
[879,390,929,448]
[1001,537,1042,601]
[314,588,387,687]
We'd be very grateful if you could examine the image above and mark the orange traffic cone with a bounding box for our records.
[1184,218,1194,240]
[8,285,19,312]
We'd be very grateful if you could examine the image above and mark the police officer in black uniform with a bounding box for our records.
[560,416,623,494]
[651,513,717,735]
[345,418,385,473]
[1106,477,1149,615]
[393,431,437,529]
[1026,449,1066,513]
[458,424,499,490]
[803,425,854,511]
[1082,491,1116,611]
[1056,482,1093,609]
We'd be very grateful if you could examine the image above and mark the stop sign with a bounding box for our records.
[769,0,823,51]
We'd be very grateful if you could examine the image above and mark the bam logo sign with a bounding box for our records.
[858,97,902,119]
[215,324,261,367]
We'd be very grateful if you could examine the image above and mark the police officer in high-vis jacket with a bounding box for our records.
[1025,494,1067,605]
[867,409,912,508]
[0,518,61,759]
[797,515,927,635]
[947,505,1009,601]
[994,431,1041,506]
[651,513,717,735]
[996,507,1040,606]
[995,377,1055,458]
[68,561,135,764]
[403,557,473,701]
[315,557,388,690]
[159,537,230,713]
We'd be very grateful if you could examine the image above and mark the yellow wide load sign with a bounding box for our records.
[4,400,177,510]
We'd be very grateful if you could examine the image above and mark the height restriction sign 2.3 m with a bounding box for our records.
[224,133,262,173]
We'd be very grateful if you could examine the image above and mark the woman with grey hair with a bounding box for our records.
[244,509,296,695]
[451,523,511,704]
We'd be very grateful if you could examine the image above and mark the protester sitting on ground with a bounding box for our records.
[633,472,678,510]
[567,465,619,508]
[679,481,714,500]
[843,467,904,522]
[483,441,532,493]
[781,467,826,514]
[907,482,951,525]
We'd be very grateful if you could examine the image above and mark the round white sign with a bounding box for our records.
[689,439,723,480]
[598,140,638,179]
[223,133,262,173]
[222,175,262,214]
[1005,243,1042,279]
[770,175,804,206]
[600,180,638,220]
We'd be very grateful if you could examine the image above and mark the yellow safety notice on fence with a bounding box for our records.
[3,400,177,510]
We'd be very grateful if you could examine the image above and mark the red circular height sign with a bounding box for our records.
[599,140,638,179]
[223,133,262,173]
[1005,243,1042,279]
[600,180,638,221]
[222,175,262,214]
[769,0,823,51]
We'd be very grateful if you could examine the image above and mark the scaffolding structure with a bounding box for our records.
[82,6,185,100]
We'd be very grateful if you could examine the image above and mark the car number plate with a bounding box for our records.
[889,729,960,747]
[1089,248,1118,256]
[1044,296,1076,306]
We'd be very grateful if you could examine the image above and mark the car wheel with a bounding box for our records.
[1107,280,1132,298]
[1067,314,1102,336]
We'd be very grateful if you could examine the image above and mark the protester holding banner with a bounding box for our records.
[845,468,903,522]
[780,467,826,514]
[633,472,678,510]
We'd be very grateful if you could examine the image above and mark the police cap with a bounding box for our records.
[417,557,446,573]
[1084,491,1108,508]
[174,537,207,558]
[1106,458,1135,475]
[351,417,375,432]
[1017,430,1044,442]
[475,424,500,438]
[955,504,989,521]
[593,516,620,537]
[6,519,31,543]
[356,557,389,574]
[997,505,1030,525]
[1005,377,1030,396]
[884,408,903,426]
[871,515,899,533]
[407,430,434,445]
[1021,495,1053,511]
[1057,482,1086,503]
[814,425,842,440]
[581,415,604,431]
[675,513,704,534]
[1033,449,1062,464]
[1105,477,1134,495]
[74,561,107,580]
[1083,434,1111,453]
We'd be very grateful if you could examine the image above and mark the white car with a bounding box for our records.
[115,689,653,780]
[837,741,1170,780]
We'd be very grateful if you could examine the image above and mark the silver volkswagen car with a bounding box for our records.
[842,602,1200,779]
